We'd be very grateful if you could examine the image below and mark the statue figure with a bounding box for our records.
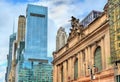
[70,16,80,29]
[68,16,85,41]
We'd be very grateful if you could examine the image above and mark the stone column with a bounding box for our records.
[101,38,106,69]
[63,61,68,82]
[88,45,92,76]
[56,65,58,82]
[80,51,83,76]
[68,58,72,81]
[91,45,94,66]
[77,52,81,77]
[53,65,57,82]
[88,46,91,65]
[58,65,62,82]
[56,65,59,82]
[53,65,55,82]
[71,57,75,80]
[85,48,89,76]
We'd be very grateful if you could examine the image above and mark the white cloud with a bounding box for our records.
[0,66,6,82]
[0,0,107,81]
[0,1,27,82]
[33,0,107,56]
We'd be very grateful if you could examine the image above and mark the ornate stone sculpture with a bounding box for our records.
[71,16,80,29]
[68,16,85,41]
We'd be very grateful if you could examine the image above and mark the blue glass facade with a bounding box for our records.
[15,4,53,82]
[17,61,53,82]
[25,4,48,60]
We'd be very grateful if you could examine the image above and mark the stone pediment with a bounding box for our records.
[68,16,85,41]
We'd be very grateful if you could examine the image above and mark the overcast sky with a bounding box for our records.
[0,0,107,81]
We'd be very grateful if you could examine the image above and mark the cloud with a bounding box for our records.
[0,0,27,82]
[32,0,107,56]
[0,66,6,82]
[0,0,107,81]
[0,48,7,82]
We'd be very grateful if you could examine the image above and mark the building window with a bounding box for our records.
[116,75,120,82]
[94,46,102,72]
[74,58,78,79]
[30,13,45,17]
[117,28,120,33]
[117,35,120,40]
[118,43,120,47]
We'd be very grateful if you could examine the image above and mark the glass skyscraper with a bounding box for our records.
[15,4,53,82]
[25,4,48,60]
[6,33,16,82]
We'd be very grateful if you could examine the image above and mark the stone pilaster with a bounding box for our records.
[101,38,106,70]
[81,51,85,76]
[80,52,83,76]
[88,46,91,65]
[63,61,68,82]
[53,65,57,82]
[58,65,62,82]
[88,46,92,76]
[56,65,59,82]
[85,48,89,76]
[68,58,72,81]
[77,52,81,77]
[72,57,75,80]
[91,45,94,66]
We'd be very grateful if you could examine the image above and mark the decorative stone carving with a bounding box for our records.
[68,16,85,41]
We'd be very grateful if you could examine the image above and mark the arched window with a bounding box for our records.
[94,46,102,72]
[74,58,78,79]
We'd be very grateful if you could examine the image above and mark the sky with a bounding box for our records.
[0,0,107,82]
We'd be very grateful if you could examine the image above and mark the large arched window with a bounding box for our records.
[94,46,102,72]
[74,58,78,79]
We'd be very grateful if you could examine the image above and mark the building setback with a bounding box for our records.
[53,4,115,82]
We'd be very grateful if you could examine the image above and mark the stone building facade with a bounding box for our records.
[17,15,26,42]
[56,27,67,51]
[53,9,115,82]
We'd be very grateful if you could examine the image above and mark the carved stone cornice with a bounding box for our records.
[52,20,108,65]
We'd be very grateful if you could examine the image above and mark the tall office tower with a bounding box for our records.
[25,4,48,59]
[15,4,53,82]
[108,0,120,81]
[17,15,26,42]
[6,33,16,82]
[56,27,67,51]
